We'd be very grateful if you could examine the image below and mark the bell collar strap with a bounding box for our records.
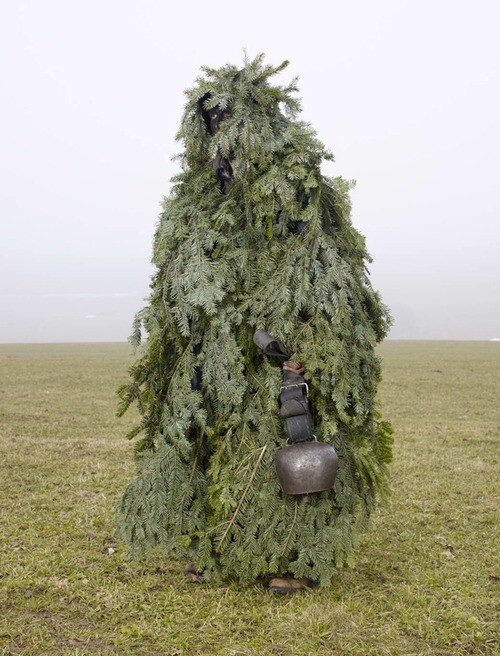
[253,329,315,444]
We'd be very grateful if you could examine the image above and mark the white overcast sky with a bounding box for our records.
[1,0,499,342]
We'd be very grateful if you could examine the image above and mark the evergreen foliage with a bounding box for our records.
[116,53,393,586]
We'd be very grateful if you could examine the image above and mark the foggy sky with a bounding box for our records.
[1,0,499,342]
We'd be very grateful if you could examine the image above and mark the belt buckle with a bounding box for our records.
[279,382,309,396]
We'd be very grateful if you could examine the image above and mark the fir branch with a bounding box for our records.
[280,498,299,556]
[215,445,267,553]
[178,438,202,534]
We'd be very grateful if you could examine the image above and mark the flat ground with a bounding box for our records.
[0,341,498,656]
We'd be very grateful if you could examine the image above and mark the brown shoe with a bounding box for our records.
[268,576,315,594]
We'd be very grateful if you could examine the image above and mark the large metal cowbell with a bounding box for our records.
[253,330,338,495]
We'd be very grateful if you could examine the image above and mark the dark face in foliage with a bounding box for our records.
[199,92,234,192]
[200,93,232,137]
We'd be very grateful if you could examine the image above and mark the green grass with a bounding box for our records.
[0,341,498,655]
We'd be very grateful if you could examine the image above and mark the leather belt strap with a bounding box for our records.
[253,329,315,444]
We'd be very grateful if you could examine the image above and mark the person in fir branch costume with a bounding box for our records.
[116,53,393,593]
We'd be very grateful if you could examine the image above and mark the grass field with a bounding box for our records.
[0,341,498,656]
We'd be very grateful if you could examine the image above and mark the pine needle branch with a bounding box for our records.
[215,445,267,552]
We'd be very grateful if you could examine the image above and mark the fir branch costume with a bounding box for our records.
[116,54,393,587]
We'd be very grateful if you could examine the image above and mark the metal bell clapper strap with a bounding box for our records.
[252,330,339,495]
